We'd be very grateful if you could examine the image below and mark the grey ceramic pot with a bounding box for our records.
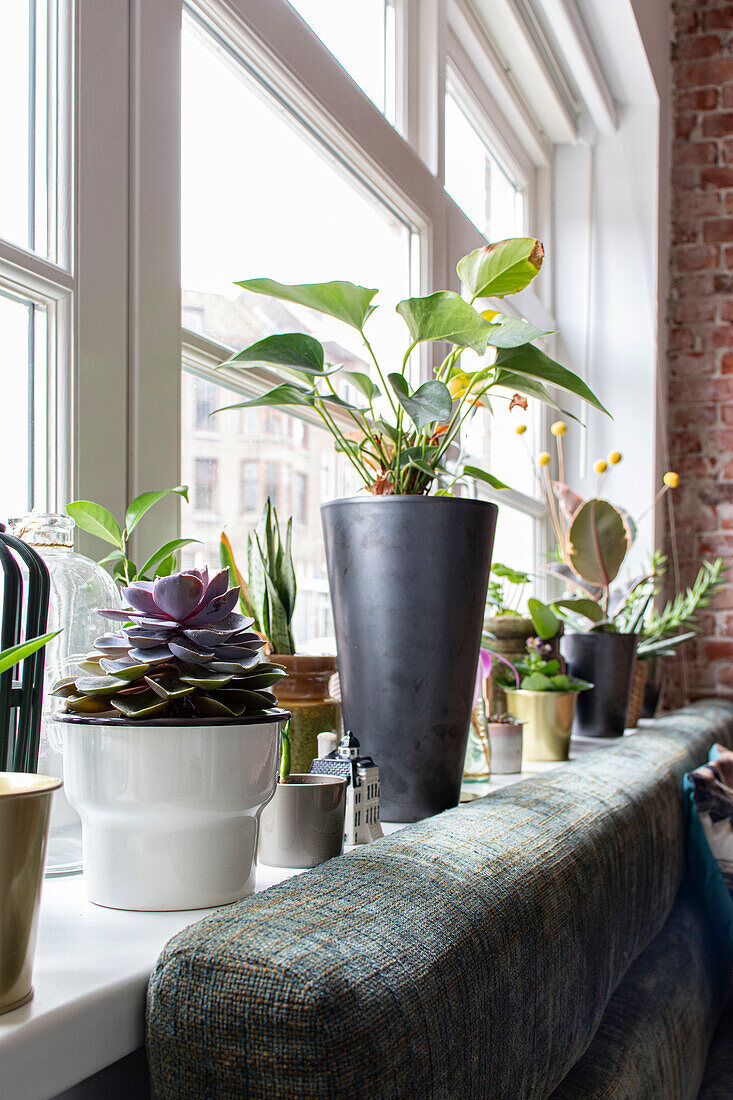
[258,775,347,869]
[321,496,498,822]
[560,632,638,739]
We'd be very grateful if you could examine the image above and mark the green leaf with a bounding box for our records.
[180,668,234,689]
[99,659,151,681]
[405,458,440,480]
[492,369,581,421]
[374,418,399,445]
[235,278,377,330]
[154,554,177,578]
[64,694,116,715]
[388,375,453,431]
[528,598,560,640]
[66,501,123,549]
[111,690,169,719]
[144,674,195,700]
[137,538,200,581]
[568,500,629,587]
[216,383,315,413]
[462,466,512,491]
[396,291,492,354]
[248,530,269,638]
[494,345,610,416]
[226,332,325,374]
[190,692,242,718]
[220,532,252,617]
[553,598,605,624]
[75,675,129,696]
[520,672,553,691]
[233,669,286,690]
[125,486,189,537]
[486,316,553,348]
[0,630,59,675]
[492,563,530,584]
[279,516,297,622]
[343,371,378,402]
[457,238,544,299]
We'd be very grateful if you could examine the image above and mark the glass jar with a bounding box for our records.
[10,513,121,875]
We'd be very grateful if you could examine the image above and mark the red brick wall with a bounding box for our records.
[668,1,733,705]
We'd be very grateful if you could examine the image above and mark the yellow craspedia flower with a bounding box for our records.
[608,451,622,465]
[663,471,680,489]
[593,459,608,474]
[550,421,567,436]
[515,423,527,436]
[538,452,551,467]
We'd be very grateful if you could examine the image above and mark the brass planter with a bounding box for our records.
[272,655,340,774]
[504,690,578,763]
[0,773,61,1014]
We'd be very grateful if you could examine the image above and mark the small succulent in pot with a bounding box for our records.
[51,567,286,720]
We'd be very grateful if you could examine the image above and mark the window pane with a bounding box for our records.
[193,457,219,513]
[444,88,525,241]
[0,2,50,256]
[286,0,396,120]
[490,504,536,580]
[193,378,220,432]
[0,290,47,518]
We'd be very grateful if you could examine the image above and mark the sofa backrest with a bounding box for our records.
[147,700,733,1100]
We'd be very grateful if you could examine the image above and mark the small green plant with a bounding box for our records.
[220,498,296,655]
[637,556,727,658]
[66,486,198,585]
[495,641,592,693]
[485,563,531,617]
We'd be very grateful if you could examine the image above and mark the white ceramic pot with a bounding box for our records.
[488,721,524,774]
[59,713,288,911]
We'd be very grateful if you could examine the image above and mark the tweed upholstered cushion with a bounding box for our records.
[551,885,728,1099]
[147,700,733,1100]
[698,999,733,1098]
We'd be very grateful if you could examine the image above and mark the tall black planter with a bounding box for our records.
[560,632,638,739]
[322,496,497,822]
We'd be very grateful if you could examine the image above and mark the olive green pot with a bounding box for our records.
[503,690,578,763]
[272,655,340,774]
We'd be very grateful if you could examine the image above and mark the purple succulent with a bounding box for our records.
[52,568,286,720]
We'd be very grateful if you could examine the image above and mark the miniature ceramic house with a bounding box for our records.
[310,731,382,845]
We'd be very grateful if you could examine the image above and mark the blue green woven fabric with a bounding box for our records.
[551,884,728,1099]
[698,999,733,1098]
[147,700,733,1100]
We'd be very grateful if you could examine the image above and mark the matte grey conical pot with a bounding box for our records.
[321,496,497,822]
[560,632,638,739]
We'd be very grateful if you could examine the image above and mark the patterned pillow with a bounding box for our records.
[684,745,733,960]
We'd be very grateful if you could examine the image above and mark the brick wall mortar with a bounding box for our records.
[667,1,733,706]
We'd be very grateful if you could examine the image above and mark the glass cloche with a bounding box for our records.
[10,513,121,875]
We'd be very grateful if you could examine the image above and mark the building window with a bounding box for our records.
[0,290,48,516]
[193,458,219,513]
[241,461,259,514]
[293,472,308,525]
[194,378,220,432]
[264,462,280,510]
[264,410,283,436]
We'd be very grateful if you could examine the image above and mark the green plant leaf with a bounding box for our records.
[144,674,196,700]
[220,532,252,616]
[396,292,492,354]
[520,672,553,691]
[66,501,123,548]
[405,457,440,480]
[137,538,199,581]
[528,598,560,640]
[0,630,59,675]
[486,317,553,348]
[553,597,605,623]
[99,659,151,681]
[462,466,511,490]
[494,345,610,416]
[343,371,379,402]
[492,369,581,421]
[235,278,377,330]
[74,675,128,696]
[125,486,189,536]
[216,383,315,413]
[111,690,169,719]
[279,516,297,622]
[248,530,269,638]
[226,332,325,374]
[374,418,399,445]
[457,238,544,299]
[568,500,629,587]
[154,554,177,577]
[180,668,234,689]
[388,375,453,431]
[492,563,530,584]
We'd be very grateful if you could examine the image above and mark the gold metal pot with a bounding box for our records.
[503,690,578,762]
[0,773,61,1014]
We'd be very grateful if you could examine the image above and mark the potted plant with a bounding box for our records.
[215,239,608,821]
[494,642,593,762]
[221,498,340,773]
[51,568,289,911]
[258,722,347,869]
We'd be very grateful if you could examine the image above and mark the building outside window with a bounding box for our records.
[193,457,219,513]
[293,471,308,526]
[194,378,220,432]
[241,460,259,514]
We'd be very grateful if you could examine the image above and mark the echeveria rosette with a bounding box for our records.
[52,567,286,720]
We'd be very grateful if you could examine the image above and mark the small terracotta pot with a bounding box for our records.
[488,721,524,774]
[258,774,347,868]
[272,655,340,773]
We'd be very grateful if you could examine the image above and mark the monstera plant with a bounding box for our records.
[52,567,285,719]
[214,239,608,496]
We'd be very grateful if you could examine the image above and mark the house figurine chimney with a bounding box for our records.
[310,730,382,845]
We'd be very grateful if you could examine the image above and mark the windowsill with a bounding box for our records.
[0,763,579,1099]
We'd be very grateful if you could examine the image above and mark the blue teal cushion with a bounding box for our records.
[147,701,733,1100]
[684,745,733,963]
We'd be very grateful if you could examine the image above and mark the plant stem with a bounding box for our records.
[314,401,373,488]
[361,330,399,419]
